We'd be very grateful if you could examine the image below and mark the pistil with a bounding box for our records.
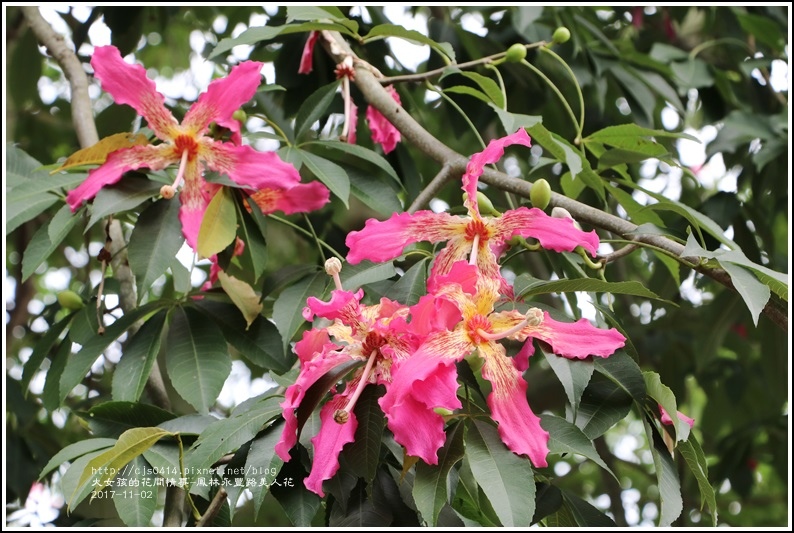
[160,148,190,199]
[334,349,378,423]
[477,308,544,341]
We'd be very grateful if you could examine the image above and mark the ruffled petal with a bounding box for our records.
[178,196,208,252]
[408,294,462,336]
[201,141,302,191]
[304,289,364,324]
[304,394,358,496]
[380,351,462,464]
[462,129,531,217]
[660,405,695,429]
[346,211,467,264]
[527,312,626,359]
[366,86,401,154]
[479,342,549,467]
[183,61,264,137]
[247,181,330,215]
[66,145,175,211]
[298,31,320,74]
[497,207,600,257]
[90,46,178,140]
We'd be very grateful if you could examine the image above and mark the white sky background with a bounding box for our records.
[6,5,791,526]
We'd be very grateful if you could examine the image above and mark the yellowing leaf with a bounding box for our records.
[197,187,237,258]
[218,271,263,328]
[51,133,149,174]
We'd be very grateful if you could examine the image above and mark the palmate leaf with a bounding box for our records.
[165,307,232,413]
[340,260,396,291]
[413,420,465,526]
[384,257,429,307]
[465,420,536,527]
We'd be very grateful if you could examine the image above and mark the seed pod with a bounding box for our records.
[232,109,247,123]
[476,191,500,216]
[530,178,552,210]
[505,43,527,63]
[552,27,571,44]
[57,290,84,311]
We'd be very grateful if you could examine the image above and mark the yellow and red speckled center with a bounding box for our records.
[248,189,277,213]
[465,219,490,243]
[465,314,493,345]
[362,332,387,356]
[173,134,200,160]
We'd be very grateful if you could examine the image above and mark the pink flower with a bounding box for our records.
[275,260,448,496]
[67,45,306,251]
[299,31,320,74]
[382,262,625,468]
[659,405,695,429]
[366,85,401,153]
[346,129,600,290]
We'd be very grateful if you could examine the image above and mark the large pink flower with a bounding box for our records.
[67,45,310,250]
[346,129,600,290]
[366,85,401,154]
[275,260,455,496]
[382,262,626,468]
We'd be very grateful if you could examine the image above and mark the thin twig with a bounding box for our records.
[407,164,454,213]
[598,243,640,264]
[195,488,228,527]
[320,31,788,332]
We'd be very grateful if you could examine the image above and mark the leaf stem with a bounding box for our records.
[520,58,582,150]
[267,214,345,261]
[540,46,585,144]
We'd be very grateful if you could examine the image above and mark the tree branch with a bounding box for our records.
[321,31,787,332]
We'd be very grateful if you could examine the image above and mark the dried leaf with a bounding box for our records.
[51,133,149,174]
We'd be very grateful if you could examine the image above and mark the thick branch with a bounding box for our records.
[321,31,787,332]
[21,6,98,147]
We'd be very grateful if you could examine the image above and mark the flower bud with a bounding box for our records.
[476,191,500,216]
[505,43,527,63]
[433,407,454,417]
[232,109,247,123]
[57,290,84,311]
[530,178,551,210]
[552,27,571,44]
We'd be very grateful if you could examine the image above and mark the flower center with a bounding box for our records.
[466,314,493,345]
[465,219,490,265]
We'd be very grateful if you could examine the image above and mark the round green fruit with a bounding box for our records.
[530,178,552,210]
[232,109,247,122]
[552,27,571,44]
[58,290,84,311]
[505,43,527,63]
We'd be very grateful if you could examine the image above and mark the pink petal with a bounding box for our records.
[659,405,695,429]
[346,211,466,264]
[462,129,531,217]
[380,351,462,464]
[428,260,480,295]
[298,31,320,74]
[514,339,535,372]
[183,61,264,137]
[346,103,358,144]
[497,207,600,257]
[248,181,330,215]
[408,294,462,336]
[90,46,178,140]
[529,312,625,359]
[303,289,364,323]
[479,342,549,467]
[304,394,358,496]
[178,196,209,252]
[66,145,175,211]
[294,328,333,364]
[366,85,401,154]
[201,141,302,190]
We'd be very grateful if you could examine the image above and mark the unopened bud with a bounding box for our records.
[552,27,571,44]
[433,407,454,417]
[530,178,551,210]
[476,191,500,216]
[160,185,176,199]
[333,409,349,424]
[232,109,247,123]
[505,43,527,63]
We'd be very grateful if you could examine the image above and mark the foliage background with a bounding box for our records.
[4,4,790,528]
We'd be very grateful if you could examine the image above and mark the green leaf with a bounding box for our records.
[21,204,80,281]
[603,182,666,227]
[303,140,400,184]
[295,81,341,140]
[245,425,286,520]
[272,271,327,351]
[79,401,175,438]
[364,23,455,62]
[197,187,237,258]
[218,271,263,328]
[671,59,714,90]
[60,302,165,406]
[643,371,690,442]
[59,449,108,513]
[210,22,358,60]
[560,490,617,526]
[574,376,633,439]
[466,420,536,527]
[587,123,698,147]
[413,420,465,526]
[165,306,232,413]
[384,257,429,306]
[230,196,268,285]
[344,385,386,484]
[21,311,74,392]
[194,299,289,374]
[340,260,396,290]
[643,417,683,526]
[443,85,494,106]
[6,144,86,234]
[87,177,162,229]
[39,438,117,480]
[540,414,616,480]
[184,396,282,485]
[298,150,350,207]
[734,11,785,51]
[516,277,673,304]
[349,168,403,215]
[541,345,594,414]
[489,105,543,133]
[594,350,646,402]
[128,198,185,298]
[286,6,359,33]
[114,455,158,526]
[112,310,167,402]
[718,260,770,326]
[69,427,174,510]
[295,359,363,439]
[678,435,718,526]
